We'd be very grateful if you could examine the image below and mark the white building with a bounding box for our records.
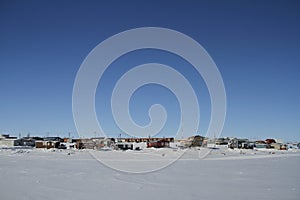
[0,134,18,147]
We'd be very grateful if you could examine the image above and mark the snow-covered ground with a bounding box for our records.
[0,148,299,200]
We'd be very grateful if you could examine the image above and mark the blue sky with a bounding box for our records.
[0,0,299,141]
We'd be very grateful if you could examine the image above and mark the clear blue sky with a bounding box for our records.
[0,0,299,141]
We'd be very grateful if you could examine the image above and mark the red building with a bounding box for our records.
[147,139,170,148]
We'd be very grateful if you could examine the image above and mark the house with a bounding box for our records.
[0,134,18,147]
[174,135,205,148]
[253,140,268,149]
[113,137,174,149]
[116,142,134,150]
[15,137,40,147]
[254,141,268,149]
[116,141,147,150]
[72,139,84,149]
[80,137,114,149]
[35,140,60,149]
[228,138,250,149]
[0,138,18,147]
[147,139,170,148]
[58,142,77,149]
[270,143,280,150]
[286,143,299,149]
[188,135,205,147]
[265,139,276,144]
[215,137,230,145]
[270,143,287,150]
[122,137,174,143]
[36,137,63,149]
[80,138,97,149]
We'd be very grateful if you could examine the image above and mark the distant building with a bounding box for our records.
[116,142,134,150]
[147,139,170,148]
[188,135,205,147]
[228,138,250,149]
[0,139,17,147]
[265,139,276,144]
[254,140,268,149]
[80,137,113,149]
[270,143,287,150]
[122,137,174,143]
[35,137,63,149]
[114,137,174,149]
[174,135,205,148]
[0,134,18,147]
[254,143,268,149]
[14,138,35,147]
[35,140,60,149]
[215,137,230,145]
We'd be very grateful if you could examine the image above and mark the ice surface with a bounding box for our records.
[0,148,299,200]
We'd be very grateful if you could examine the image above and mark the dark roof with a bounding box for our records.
[43,137,62,141]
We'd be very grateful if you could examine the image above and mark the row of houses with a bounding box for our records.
[211,137,299,150]
[0,134,76,149]
[0,134,175,150]
[0,133,205,150]
[1,134,299,151]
